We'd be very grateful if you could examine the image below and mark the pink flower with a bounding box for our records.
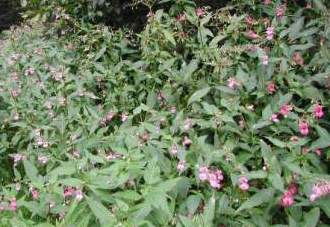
[183,118,192,131]
[299,120,309,136]
[280,104,293,117]
[262,54,269,65]
[245,15,255,26]
[276,4,286,19]
[38,155,49,165]
[310,181,330,201]
[271,114,279,123]
[176,13,186,22]
[121,113,128,122]
[24,67,35,76]
[75,189,84,201]
[177,160,186,173]
[170,144,178,155]
[314,148,322,156]
[267,81,276,94]
[264,0,271,5]
[182,136,192,147]
[106,111,116,121]
[196,8,205,17]
[170,106,177,114]
[207,169,224,189]
[313,104,324,119]
[9,197,17,211]
[292,52,304,66]
[31,188,39,200]
[245,30,259,39]
[287,182,298,196]
[238,176,249,191]
[227,77,240,89]
[266,27,274,40]
[198,166,209,181]
[63,186,75,198]
[280,192,294,207]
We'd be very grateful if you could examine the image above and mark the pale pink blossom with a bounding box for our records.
[170,106,177,114]
[121,113,128,122]
[271,114,279,123]
[314,149,322,156]
[31,188,39,200]
[245,30,259,39]
[9,197,17,211]
[182,136,192,147]
[198,166,209,181]
[280,104,293,117]
[63,186,75,198]
[292,52,304,66]
[177,160,186,173]
[227,77,240,89]
[170,144,178,155]
[309,181,330,201]
[183,118,192,131]
[299,120,309,136]
[262,54,269,65]
[208,169,223,189]
[245,15,255,26]
[75,189,84,201]
[313,104,324,119]
[276,4,286,19]
[38,155,49,165]
[24,67,35,76]
[238,176,250,191]
[196,8,205,17]
[176,13,186,22]
[264,0,271,5]
[267,81,276,94]
[266,27,274,40]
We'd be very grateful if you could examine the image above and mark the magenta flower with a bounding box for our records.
[271,114,279,123]
[183,118,192,131]
[313,104,324,119]
[198,166,209,181]
[245,15,255,26]
[280,191,294,207]
[266,27,274,40]
[280,104,293,117]
[176,13,186,22]
[314,148,322,156]
[63,186,75,198]
[299,120,309,136]
[267,81,276,94]
[121,112,128,122]
[238,176,250,191]
[38,155,49,165]
[292,52,304,66]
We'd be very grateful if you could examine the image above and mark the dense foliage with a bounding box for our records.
[0,0,330,226]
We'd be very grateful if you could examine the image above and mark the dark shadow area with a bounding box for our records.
[0,0,21,32]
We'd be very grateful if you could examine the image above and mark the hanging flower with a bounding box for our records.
[196,8,205,17]
[266,27,274,40]
[182,136,192,147]
[177,160,186,173]
[170,144,178,155]
[238,176,250,191]
[280,104,293,117]
[313,104,324,119]
[262,54,269,65]
[198,166,209,181]
[75,189,84,201]
[227,77,240,89]
[267,81,276,94]
[245,30,259,39]
[276,4,286,19]
[292,52,304,66]
[299,120,309,136]
[9,197,17,211]
[310,181,330,201]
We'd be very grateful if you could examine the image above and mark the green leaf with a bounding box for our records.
[268,173,284,191]
[163,30,176,45]
[186,195,201,215]
[203,195,215,225]
[23,159,43,186]
[265,137,286,148]
[86,196,116,226]
[188,87,210,105]
[236,189,274,212]
[304,208,320,227]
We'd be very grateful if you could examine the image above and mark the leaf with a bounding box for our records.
[180,215,196,227]
[203,195,215,225]
[236,189,274,212]
[289,17,304,40]
[265,137,286,148]
[186,195,201,215]
[86,196,116,226]
[304,208,320,227]
[23,160,43,186]
[188,87,210,105]
[94,45,107,61]
[268,173,284,191]
[163,30,176,45]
